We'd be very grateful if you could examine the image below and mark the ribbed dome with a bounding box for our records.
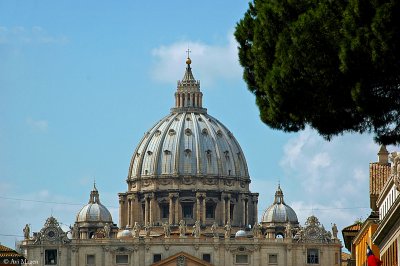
[76,185,113,223]
[128,57,249,180]
[261,185,298,224]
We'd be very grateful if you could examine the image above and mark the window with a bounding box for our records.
[182,203,193,218]
[160,204,169,219]
[206,203,215,219]
[335,252,339,265]
[269,254,278,264]
[116,255,129,264]
[153,254,162,263]
[45,249,57,265]
[202,253,211,262]
[307,249,319,264]
[235,254,249,264]
[86,254,95,265]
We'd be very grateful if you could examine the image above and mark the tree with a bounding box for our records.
[235,0,400,145]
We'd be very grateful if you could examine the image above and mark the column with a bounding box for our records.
[222,198,226,224]
[253,195,259,224]
[169,195,174,225]
[245,199,248,226]
[144,195,149,225]
[119,198,125,229]
[180,94,184,107]
[175,195,179,224]
[227,196,231,223]
[242,198,246,226]
[202,197,206,224]
[149,193,155,225]
[127,198,132,227]
[196,195,201,221]
[131,195,136,225]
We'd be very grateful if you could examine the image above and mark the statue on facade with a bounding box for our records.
[331,223,338,239]
[179,220,187,237]
[192,220,201,238]
[211,222,218,237]
[71,223,79,239]
[23,224,30,240]
[224,221,231,239]
[285,222,292,239]
[163,222,171,238]
[104,223,111,238]
[133,222,141,238]
[252,222,261,238]
[144,222,151,237]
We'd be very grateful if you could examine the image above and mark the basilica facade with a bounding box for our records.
[19,57,342,266]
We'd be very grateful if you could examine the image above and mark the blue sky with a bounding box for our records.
[0,1,392,250]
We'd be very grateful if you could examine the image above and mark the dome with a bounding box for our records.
[128,57,249,183]
[117,229,133,239]
[76,184,113,223]
[235,229,247,238]
[261,185,298,224]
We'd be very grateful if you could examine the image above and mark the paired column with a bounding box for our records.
[118,196,125,229]
[253,195,259,224]
[168,192,179,225]
[221,193,231,224]
[144,195,149,225]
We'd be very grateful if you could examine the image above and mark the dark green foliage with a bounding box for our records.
[235,0,400,145]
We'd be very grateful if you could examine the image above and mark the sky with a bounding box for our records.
[0,0,396,251]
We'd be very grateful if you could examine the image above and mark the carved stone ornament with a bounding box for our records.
[182,177,195,185]
[203,178,218,185]
[177,255,186,266]
[224,179,234,186]
[159,178,172,185]
[34,216,70,245]
[143,179,152,187]
[294,215,333,243]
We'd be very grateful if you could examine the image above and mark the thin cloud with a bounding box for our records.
[279,128,380,249]
[26,117,48,132]
[0,26,68,45]
[151,31,241,86]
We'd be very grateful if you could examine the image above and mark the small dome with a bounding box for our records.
[261,185,298,224]
[117,229,133,239]
[76,184,113,223]
[235,230,247,238]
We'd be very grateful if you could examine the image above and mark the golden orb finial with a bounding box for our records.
[186,48,191,65]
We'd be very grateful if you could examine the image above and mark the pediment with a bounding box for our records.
[151,251,213,266]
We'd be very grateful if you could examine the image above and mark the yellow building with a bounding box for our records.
[353,218,379,266]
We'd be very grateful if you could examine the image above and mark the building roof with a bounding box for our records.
[0,244,24,259]
[128,58,249,181]
[76,184,113,223]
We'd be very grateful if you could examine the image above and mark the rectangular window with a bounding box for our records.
[116,254,129,264]
[45,249,57,265]
[307,249,319,264]
[160,204,169,219]
[235,254,249,264]
[335,252,338,264]
[182,204,193,218]
[269,254,278,264]
[202,253,211,262]
[206,204,215,219]
[153,254,162,263]
[86,254,95,265]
